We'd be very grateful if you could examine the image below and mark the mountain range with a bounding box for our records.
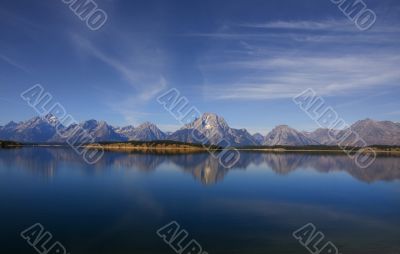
[0,113,399,146]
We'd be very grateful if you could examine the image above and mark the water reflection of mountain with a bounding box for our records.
[169,153,231,185]
[0,148,399,184]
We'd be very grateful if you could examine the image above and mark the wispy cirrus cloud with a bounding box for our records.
[238,20,353,31]
[186,19,400,44]
[0,54,30,73]
[196,19,400,100]
[238,19,400,33]
[70,33,167,125]
[70,33,166,93]
[203,54,400,100]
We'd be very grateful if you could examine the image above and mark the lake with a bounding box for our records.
[0,147,399,254]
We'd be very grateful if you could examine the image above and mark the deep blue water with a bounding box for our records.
[0,147,399,254]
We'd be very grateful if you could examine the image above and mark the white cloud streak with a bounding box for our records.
[239,20,352,31]
[204,55,400,100]
[198,19,400,100]
[70,33,167,125]
[0,54,30,73]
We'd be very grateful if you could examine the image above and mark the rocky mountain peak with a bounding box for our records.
[2,115,58,142]
[174,113,257,146]
[187,113,229,131]
[137,122,157,129]
[4,121,18,128]
[115,125,135,133]
[119,122,166,141]
[252,133,265,145]
[337,118,400,146]
[81,119,99,129]
[264,125,319,146]
[42,114,62,127]
[24,116,46,126]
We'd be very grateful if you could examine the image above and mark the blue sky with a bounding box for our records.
[0,0,399,134]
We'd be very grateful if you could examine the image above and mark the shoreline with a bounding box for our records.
[2,143,400,156]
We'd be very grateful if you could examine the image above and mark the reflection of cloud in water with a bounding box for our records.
[0,148,399,184]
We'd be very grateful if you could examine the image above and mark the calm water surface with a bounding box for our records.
[0,148,399,254]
